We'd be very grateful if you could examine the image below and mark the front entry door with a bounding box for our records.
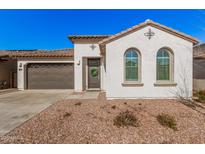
[88,59,100,89]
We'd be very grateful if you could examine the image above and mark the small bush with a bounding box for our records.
[157,113,177,131]
[111,105,116,109]
[114,110,139,128]
[161,140,173,144]
[75,102,82,106]
[124,102,127,105]
[57,109,62,112]
[198,90,205,95]
[196,90,205,103]
[63,112,71,118]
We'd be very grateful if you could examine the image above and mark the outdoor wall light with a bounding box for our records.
[18,63,23,71]
[77,60,80,66]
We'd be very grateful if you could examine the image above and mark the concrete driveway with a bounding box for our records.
[0,90,72,136]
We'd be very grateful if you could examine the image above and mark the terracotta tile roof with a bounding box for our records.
[68,35,111,43]
[0,51,10,58]
[0,49,74,58]
[99,19,199,54]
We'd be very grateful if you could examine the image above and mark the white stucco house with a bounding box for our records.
[1,19,198,99]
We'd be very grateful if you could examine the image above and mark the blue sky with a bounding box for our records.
[0,9,205,50]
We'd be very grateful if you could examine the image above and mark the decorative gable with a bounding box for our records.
[99,19,198,54]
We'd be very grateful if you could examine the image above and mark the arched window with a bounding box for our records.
[157,48,173,81]
[124,48,140,81]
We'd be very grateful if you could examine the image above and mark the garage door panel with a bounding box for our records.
[27,63,74,89]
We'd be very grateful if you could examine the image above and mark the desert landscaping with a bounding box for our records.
[0,93,205,144]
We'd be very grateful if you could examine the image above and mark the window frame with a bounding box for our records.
[156,47,174,84]
[123,48,142,84]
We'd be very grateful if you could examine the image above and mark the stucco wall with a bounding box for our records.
[17,58,74,90]
[74,43,105,92]
[105,25,193,99]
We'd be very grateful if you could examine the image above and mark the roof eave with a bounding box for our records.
[11,55,74,58]
[99,20,199,46]
[68,35,111,43]
[0,55,9,58]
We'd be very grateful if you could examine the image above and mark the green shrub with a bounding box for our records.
[196,90,205,103]
[157,113,177,131]
[114,110,139,128]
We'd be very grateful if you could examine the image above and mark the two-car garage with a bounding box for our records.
[12,48,75,90]
[26,63,74,89]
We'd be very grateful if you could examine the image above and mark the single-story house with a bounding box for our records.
[193,43,205,91]
[0,20,199,99]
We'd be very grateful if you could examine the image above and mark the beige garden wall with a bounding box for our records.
[193,79,205,91]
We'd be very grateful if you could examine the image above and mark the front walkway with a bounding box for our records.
[66,91,100,99]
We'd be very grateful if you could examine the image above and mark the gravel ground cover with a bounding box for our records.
[0,93,205,144]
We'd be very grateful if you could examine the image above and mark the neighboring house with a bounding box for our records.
[193,43,205,91]
[0,51,17,89]
[0,20,199,99]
